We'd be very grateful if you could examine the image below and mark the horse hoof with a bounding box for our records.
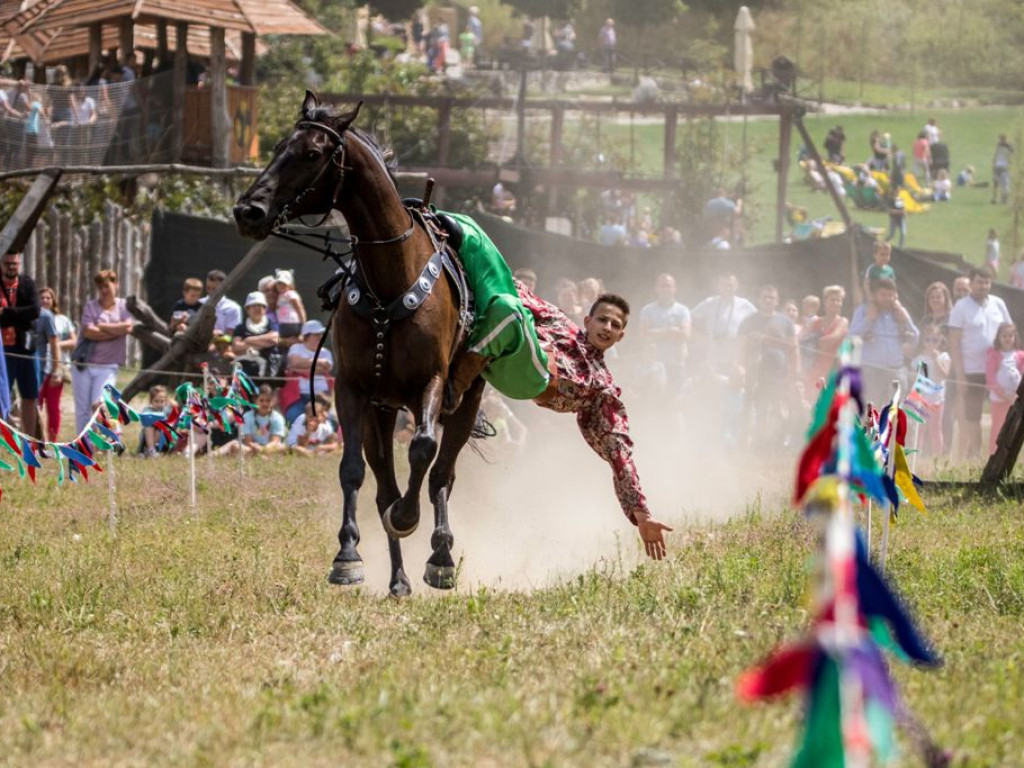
[382,501,418,539]
[328,560,365,586]
[389,576,413,598]
[423,563,457,590]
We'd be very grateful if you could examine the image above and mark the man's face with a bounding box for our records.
[1,253,21,281]
[875,287,897,311]
[952,277,970,301]
[256,395,274,415]
[206,276,223,295]
[584,302,627,351]
[970,274,992,301]
[655,275,675,305]
[758,288,779,315]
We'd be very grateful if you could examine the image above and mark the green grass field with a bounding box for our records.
[1,451,1021,766]
[594,107,1024,272]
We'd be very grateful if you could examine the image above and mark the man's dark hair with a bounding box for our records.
[207,269,227,282]
[969,266,994,281]
[257,384,274,398]
[589,293,630,320]
[873,277,898,292]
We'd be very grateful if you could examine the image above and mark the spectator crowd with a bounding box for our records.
[1,225,1022,470]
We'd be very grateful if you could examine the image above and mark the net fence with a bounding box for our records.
[0,71,176,172]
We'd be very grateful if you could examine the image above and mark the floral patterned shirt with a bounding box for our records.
[517,281,649,524]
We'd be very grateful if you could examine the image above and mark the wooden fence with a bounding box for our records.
[21,200,151,367]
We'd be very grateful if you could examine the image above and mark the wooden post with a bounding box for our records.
[46,208,60,291]
[240,32,256,86]
[210,26,230,168]
[119,17,134,66]
[662,105,678,226]
[58,214,71,321]
[776,110,793,243]
[173,23,189,162]
[435,98,452,206]
[548,105,565,214]
[157,21,169,65]
[89,24,103,73]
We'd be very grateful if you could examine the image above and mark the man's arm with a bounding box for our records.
[0,280,41,328]
[948,327,965,382]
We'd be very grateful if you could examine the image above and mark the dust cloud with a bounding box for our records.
[345,386,794,594]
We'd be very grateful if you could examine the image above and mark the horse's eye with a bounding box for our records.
[306,151,321,162]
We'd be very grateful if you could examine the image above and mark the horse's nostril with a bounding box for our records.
[240,204,266,223]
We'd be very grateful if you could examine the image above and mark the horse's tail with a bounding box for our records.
[467,409,497,459]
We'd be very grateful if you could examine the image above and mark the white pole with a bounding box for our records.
[879,381,900,574]
[107,449,117,537]
[189,422,197,512]
[203,369,213,475]
[911,419,921,473]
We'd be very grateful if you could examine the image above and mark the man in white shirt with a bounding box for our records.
[948,266,1012,459]
[199,269,242,336]
[639,273,690,393]
[690,272,757,377]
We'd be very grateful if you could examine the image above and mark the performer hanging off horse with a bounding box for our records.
[234,92,672,595]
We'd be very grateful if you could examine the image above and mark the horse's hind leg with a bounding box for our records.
[329,384,367,586]
[383,374,444,538]
[424,377,486,590]
[363,407,412,597]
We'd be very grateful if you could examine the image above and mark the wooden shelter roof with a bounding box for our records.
[1,17,262,64]
[11,0,327,37]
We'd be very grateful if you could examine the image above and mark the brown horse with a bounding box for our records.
[233,92,485,596]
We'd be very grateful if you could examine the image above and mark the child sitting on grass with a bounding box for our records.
[138,384,171,457]
[230,384,287,456]
[287,395,340,457]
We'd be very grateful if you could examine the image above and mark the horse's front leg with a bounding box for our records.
[362,406,412,597]
[328,381,367,586]
[383,373,444,538]
[424,377,486,590]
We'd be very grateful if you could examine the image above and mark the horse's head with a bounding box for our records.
[234,91,362,240]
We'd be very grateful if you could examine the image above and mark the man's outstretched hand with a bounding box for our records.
[637,516,674,560]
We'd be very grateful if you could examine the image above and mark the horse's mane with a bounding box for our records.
[305,103,398,182]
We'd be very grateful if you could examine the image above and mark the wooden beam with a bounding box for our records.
[792,114,853,231]
[240,32,256,86]
[121,238,271,402]
[0,171,62,257]
[776,110,792,243]
[209,26,229,168]
[320,91,795,117]
[88,23,103,73]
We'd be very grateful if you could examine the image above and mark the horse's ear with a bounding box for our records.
[301,90,319,117]
[336,100,363,131]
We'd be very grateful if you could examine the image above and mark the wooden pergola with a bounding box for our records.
[2,0,327,167]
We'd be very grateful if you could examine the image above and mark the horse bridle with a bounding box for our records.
[273,119,416,248]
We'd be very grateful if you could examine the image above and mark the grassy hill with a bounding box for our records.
[598,106,1024,274]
